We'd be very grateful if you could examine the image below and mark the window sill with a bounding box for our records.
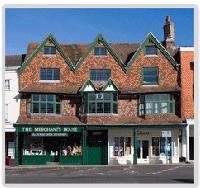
[42,54,56,57]
[79,113,118,117]
[142,84,159,86]
[39,80,60,83]
[144,55,158,57]
[29,113,62,117]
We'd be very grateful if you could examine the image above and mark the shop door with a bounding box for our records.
[137,140,149,163]
[189,137,194,160]
[87,130,108,165]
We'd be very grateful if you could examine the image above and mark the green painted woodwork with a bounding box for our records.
[79,79,96,92]
[59,156,83,165]
[82,128,87,165]
[14,129,19,166]
[133,128,138,164]
[19,33,75,75]
[22,155,47,165]
[19,32,179,75]
[102,79,119,91]
[75,34,126,72]
[46,155,56,162]
[87,147,103,165]
[126,32,179,72]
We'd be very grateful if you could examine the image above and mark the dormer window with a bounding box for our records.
[94,47,107,56]
[44,46,56,55]
[145,45,157,56]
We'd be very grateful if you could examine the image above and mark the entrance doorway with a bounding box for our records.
[137,140,149,163]
[87,130,108,165]
[189,137,194,160]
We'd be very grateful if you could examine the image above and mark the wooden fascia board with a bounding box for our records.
[19,34,75,75]
[126,32,179,72]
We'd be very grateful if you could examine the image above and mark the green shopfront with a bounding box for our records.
[13,124,186,166]
[13,125,108,166]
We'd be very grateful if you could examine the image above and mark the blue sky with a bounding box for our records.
[5,8,194,55]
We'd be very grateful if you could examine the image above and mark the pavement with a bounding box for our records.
[4,163,194,184]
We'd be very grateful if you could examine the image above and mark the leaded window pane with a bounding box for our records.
[40,103,46,113]
[47,95,53,102]
[32,103,39,113]
[32,95,39,101]
[104,103,111,113]
[56,104,61,114]
[47,103,54,113]
[97,103,103,113]
[41,95,47,102]
[89,102,95,113]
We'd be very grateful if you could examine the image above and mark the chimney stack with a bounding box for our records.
[163,16,176,54]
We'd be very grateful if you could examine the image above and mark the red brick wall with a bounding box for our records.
[179,50,194,119]
[18,41,181,125]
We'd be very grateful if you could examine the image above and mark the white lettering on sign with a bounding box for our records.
[63,127,77,132]
[22,127,32,132]
[161,130,172,137]
[31,133,69,137]
[34,127,61,132]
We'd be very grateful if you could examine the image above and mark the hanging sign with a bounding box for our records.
[161,130,171,137]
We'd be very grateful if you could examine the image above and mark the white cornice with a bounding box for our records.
[179,47,194,52]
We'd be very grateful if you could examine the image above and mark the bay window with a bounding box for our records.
[138,94,175,116]
[82,92,118,114]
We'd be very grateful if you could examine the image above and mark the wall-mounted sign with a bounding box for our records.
[18,126,82,133]
[137,130,150,136]
[31,133,69,137]
[161,130,171,137]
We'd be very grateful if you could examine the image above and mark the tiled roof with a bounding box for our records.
[5,55,26,67]
[17,114,183,125]
[19,84,180,94]
[24,42,140,66]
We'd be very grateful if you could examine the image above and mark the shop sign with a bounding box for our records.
[137,130,150,136]
[18,126,82,133]
[161,130,171,137]
[31,133,69,137]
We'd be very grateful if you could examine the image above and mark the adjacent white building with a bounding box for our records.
[5,55,24,159]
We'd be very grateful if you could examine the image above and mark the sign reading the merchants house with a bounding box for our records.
[18,126,82,133]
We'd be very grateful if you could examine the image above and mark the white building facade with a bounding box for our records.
[5,55,23,160]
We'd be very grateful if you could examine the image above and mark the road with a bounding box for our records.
[5,165,194,184]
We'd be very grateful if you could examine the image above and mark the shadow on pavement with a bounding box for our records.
[173,179,194,183]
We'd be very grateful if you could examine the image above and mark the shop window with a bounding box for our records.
[40,68,60,81]
[44,46,56,55]
[142,67,159,85]
[5,79,10,90]
[144,45,157,56]
[94,47,107,56]
[23,133,82,156]
[30,94,61,115]
[138,94,175,116]
[160,137,172,156]
[113,137,131,156]
[90,69,111,82]
[82,92,118,114]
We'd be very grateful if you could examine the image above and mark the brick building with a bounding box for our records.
[13,16,193,165]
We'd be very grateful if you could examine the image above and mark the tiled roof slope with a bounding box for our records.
[5,54,26,67]
[24,42,140,66]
